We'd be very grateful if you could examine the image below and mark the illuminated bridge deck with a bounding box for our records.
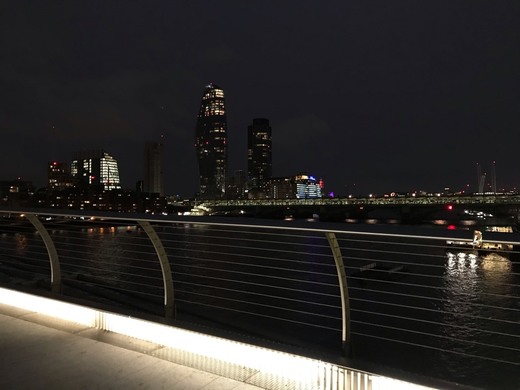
[0,289,446,390]
[0,303,264,390]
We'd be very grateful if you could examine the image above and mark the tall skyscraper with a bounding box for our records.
[247,118,272,189]
[71,150,121,191]
[195,83,228,199]
[144,141,164,196]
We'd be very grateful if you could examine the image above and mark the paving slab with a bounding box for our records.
[0,310,264,390]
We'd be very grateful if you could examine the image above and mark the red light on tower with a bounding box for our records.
[446,204,453,211]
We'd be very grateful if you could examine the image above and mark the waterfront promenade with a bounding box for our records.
[0,302,263,390]
[0,292,443,390]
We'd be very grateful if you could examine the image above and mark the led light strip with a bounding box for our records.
[0,287,434,390]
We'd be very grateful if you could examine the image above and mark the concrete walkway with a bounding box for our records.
[0,303,263,390]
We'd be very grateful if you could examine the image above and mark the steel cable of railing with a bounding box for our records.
[159,228,330,247]
[0,250,50,270]
[345,254,520,282]
[173,271,339,299]
[62,274,164,297]
[351,319,520,354]
[347,273,519,300]
[157,226,331,247]
[167,245,337,271]
[349,265,520,290]
[171,260,338,288]
[338,234,520,257]
[0,257,50,276]
[175,280,341,310]
[56,258,164,284]
[175,297,340,332]
[350,308,520,339]
[344,246,520,276]
[164,237,336,263]
[52,246,164,266]
[168,252,337,278]
[165,226,328,242]
[62,277,164,301]
[348,285,520,312]
[56,256,163,279]
[177,289,339,322]
[348,304,519,333]
[350,332,520,366]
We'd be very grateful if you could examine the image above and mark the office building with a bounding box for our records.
[226,170,247,199]
[71,150,121,191]
[144,141,164,195]
[264,174,323,199]
[195,83,228,199]
[247,118,272,190]
[294,174,323,199]
[48,161,75,190]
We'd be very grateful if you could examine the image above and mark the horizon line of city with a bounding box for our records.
[3,83,515,199]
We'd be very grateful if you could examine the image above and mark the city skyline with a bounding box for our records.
[1,2,519,197]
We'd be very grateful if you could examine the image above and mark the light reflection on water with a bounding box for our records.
[14,233,27,255]
[440,250,517,385]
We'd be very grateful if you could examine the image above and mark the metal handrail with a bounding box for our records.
[0,208,519,389]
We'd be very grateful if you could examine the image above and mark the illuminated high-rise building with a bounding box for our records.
[247,118,272,189]
[264,174,322,199]
[144,141,164,195]
[71,150,121,191]
[195,83,228,199]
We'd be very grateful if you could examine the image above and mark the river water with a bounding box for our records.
[0,219,518,389]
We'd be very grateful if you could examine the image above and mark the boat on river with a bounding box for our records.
[446,230,513,256]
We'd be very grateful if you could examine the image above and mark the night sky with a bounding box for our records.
[1,1,519,197]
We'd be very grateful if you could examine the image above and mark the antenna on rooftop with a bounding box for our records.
[491,161,497,194]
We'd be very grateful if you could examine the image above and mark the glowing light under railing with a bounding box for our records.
[372,376,434,390]
[0,287,432,390]
[101,312,320,381]
[0,288,97,327]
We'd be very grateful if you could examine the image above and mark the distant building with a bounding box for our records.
[247,118,272,190]
[195,83,228,199]
[265,177,293,199]
[264,174,323,199]
[294,174,323,199]
[0,178,34,206]
[48,161,74,190]
[144,141,164,196]
[71,150,121,191]
[226,170,247,199]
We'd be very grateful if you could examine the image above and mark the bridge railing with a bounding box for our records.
[0,208,519,389]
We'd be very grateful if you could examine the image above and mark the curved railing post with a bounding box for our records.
[325,231,351,357]
[24,213,62,295]
[138,220,175,319]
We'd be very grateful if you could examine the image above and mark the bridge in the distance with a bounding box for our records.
[197,193,520,225]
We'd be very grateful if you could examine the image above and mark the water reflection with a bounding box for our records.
[14,233,27,255]
[480,253,513,295]
[440,249,515,382]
